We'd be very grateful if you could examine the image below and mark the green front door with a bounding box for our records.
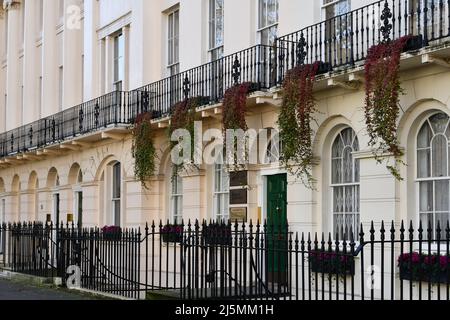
[267,174,288,284]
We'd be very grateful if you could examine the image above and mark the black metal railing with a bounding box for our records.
[0,91,129,158]
[1,219,449,300]
[129,45,275,120]
[1,0,450,160]
[276,0,450,81]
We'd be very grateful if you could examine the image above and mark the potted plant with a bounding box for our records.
[101,226,122,241]
[202,223,232,246]
[308,251,355,276]
[161,224,184,243]
[398,252,450,284]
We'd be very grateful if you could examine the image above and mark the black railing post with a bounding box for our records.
[423,0,430,45]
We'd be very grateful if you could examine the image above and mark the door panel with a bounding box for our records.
[267,174,288,284]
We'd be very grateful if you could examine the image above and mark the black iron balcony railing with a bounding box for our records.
[129,44,276,120]
[0,91,129,157]
[0,0,449,160]
[276,0,450,80]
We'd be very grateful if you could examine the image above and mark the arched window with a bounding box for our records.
[417,113,450,238]
[214,163,230,221]
[171,168,183,224]
[331,127,360,239]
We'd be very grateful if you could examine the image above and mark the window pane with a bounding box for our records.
[113,163,121,198]
[418,122,432,148]
[419,181,433,212]
[430,113,449,135]
[267,0,278,26]
[333,187,344,213]
[343,147,353,183]
[332,135,344,158]
[435,180,449,212]
[432,134,448,177]
[344,186,354,213]
[417,149,431,178]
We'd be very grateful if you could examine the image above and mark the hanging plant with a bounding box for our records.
[278,62,320,189]
[132,112,157,190]
[222,82,253,167]
[364,36,411,180]
[168,97,202,175]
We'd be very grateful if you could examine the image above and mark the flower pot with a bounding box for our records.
[161,232,183,243]
[403,35,424,52]
[161,224,184,243]
[202,225,232,246]
[316,61,333,75]
[308,251,355,276]
[399,264,450,284]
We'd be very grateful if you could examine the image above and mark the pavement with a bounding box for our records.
[0,276,98,300]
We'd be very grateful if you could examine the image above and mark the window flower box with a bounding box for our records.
[402,35,423,52]
[161,224,183,244]
[308,251,355,276]
[101,226,122,241]
[398,252,450,284]
[316,61,333,75]
[202,223,232,246]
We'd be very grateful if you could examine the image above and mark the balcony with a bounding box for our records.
[1,0,450,165]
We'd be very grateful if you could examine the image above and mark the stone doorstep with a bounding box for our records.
[0,267,142,300]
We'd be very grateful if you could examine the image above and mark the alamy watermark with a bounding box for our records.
[170,122,281,166]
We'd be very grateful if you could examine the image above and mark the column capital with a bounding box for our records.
[3,0,21,11]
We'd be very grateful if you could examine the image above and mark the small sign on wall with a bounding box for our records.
[230,207,247,222]
[230,188,248,205]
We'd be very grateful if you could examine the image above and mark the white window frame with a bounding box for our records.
[214,164,230,222]
[72,169,83,227]
[167,8,180,75]
[209,0,224,61]
[330,128,360,240]
[415,112,450,242]
[170,169,183,224]
[113,32,125,92]
[257,0,279,46]
[111,162,121,227]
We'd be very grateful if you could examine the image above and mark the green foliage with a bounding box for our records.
[132,112,157,190]
[278,63,319,189]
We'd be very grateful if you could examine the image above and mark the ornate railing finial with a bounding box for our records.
[183,75,190,100]
[232,56,241,86]
[296,32,307,66]
[380,0,393,43]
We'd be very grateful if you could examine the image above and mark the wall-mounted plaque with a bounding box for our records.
[230,207,247,222]
[230,188,248,205]
[230,171,248,187]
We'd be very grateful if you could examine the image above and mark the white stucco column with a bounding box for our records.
[41,0,58,117]
[83,0,100,100]
[63,0,83,109]
[356,152,399,232]
[104,35,113,93]
[22,0,39,124]
[36,188,50,222]
[81,182,100,228]
[181,168,206,224]
[4,0,21,130]
[19,190,36,221]
[4,192,19,222]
